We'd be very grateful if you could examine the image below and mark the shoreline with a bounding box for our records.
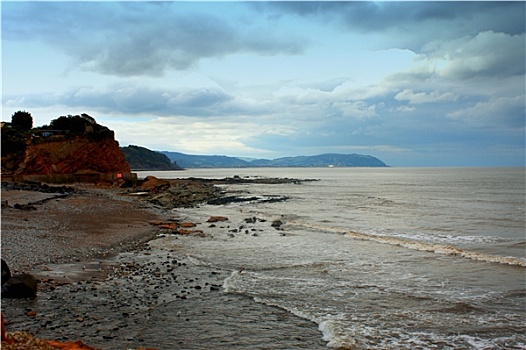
[1,180,327,349]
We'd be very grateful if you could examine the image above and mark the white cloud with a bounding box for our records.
[2,2,524,166]
[395,106,415,113]
[333,100,378,119]
[273,86,329,104]
[104,115,296,158]
[395,89,458,105]
[3,2,305,77]
[421,31,525,80]
[447,95,525,127]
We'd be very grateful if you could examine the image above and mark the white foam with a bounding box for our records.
[222,270,242,293]
[345,230,526,267]
[318,319,358,349]
[362,228,507,245]
[286,220,526,267]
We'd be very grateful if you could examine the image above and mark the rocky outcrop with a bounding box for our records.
[139,177,222,208]
[1,259,38,299]
[1,260,11,285]
[139,176,170,191]
[15,135,130,176]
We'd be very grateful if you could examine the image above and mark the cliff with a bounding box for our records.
[1,114,131,176]
[15,135,130,175]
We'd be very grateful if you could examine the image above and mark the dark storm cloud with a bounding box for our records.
[4,84,272,118]
[341,2,524,35]
[3,2,304,77]
[259,1,525,52]
[262,2,524,35]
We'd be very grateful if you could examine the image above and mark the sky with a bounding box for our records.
[2,1,525,167]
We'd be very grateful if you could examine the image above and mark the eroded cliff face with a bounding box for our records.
[13,135,130,175]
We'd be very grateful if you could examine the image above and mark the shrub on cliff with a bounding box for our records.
[47,114,114,140]
[11,111,33,131]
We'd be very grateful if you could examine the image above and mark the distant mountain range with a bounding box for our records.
[121,145,388,170]
[161,151,388,168]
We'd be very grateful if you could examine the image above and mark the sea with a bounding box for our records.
[138,167,525,349]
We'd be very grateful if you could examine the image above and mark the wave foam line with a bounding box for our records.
[287,221,526,267]
[345,230,526,267]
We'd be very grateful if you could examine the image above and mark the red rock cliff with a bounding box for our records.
[15,135,130,175]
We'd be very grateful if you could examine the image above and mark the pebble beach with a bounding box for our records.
[1,182,326,349]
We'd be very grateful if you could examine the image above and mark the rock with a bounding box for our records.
[177,229,204,236]
[207,196,259,205]
[148,220,164,226]
[2,273,38,298]
[1,259,11,285]
[161,223,178,230]
[45,339,99,349]
[13,203,37,211]
[206,216,229,223]
[179,222,196,228]
[140,176,169,191]
[271,220,284,229]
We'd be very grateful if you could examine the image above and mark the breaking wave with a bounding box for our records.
[287,221,526,267]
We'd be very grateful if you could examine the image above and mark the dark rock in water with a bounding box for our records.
[208,195,289,205]
[271,220,284,230]
[244,217,257,224]
[207,196,259,205]
[1,259,11,285]
[2,273,38,298]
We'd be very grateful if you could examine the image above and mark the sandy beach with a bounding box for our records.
[1,182,326,349]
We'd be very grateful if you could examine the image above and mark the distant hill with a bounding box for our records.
[251,153,388,167]
[162,151,388,168]
[121,145,182,171]
[162,152,249,168]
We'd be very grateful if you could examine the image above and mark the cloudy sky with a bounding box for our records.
[2,1,525,166]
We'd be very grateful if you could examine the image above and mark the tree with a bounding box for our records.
[11,111,33,131]
[48,114,113,140]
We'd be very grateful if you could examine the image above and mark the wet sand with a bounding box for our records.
[1,184,326,349]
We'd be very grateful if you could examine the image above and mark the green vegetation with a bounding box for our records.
[121,145,182,171]
[42,114,114,140]
[11,110,33,131]
[1,111,32,172]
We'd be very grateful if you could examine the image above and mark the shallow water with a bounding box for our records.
[143,167,526,349]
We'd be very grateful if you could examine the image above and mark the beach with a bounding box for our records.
[1,180,326,349]
[2,167,525,349]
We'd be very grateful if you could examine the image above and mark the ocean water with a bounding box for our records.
[139,167,526,349]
